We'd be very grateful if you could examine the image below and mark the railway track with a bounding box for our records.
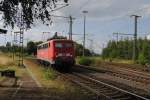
[101,62,150,73]
[66,72,150,100]
[75,65,150,85]
[106,72,150,84]
[24,59,150,99]
[104,66,150,84]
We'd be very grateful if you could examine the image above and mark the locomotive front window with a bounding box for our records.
[65,43,73,48]
[55,43,62,48]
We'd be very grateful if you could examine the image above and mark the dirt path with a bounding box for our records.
[24,62,42,87]
[18,68,39,88]
[0,68,42,100]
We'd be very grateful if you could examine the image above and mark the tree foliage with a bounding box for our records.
[78,57,94,66]
[27,41,43,55]
[102,38,150,64]
[0,0,68,28]
[75,42,92,56]
[27,41,36,55]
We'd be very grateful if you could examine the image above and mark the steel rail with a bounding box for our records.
[72,72,149,100]
[75,65,150,83]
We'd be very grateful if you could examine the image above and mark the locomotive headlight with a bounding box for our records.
[66,53,72,57]
[66,53,70,56]
[57,53,63,56]
[56,53,72,57]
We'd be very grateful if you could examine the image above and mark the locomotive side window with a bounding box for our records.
[38,46,41,49]
[55,43,62,48]
[45,44,48,48]
[38,43,49,49]
[42,43,48,49]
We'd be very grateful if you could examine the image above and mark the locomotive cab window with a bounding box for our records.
[55,43,62,48]
[65,43,73,48]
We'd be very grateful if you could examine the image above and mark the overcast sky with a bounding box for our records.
[1,0,150,53]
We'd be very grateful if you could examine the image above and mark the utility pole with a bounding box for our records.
[12,32,16,61]
[82,10,88,57]
[19,11,24,67]
[14,30,24,67]
[131,15,141,62]
[14,11,24,67]
[69,16,73,40]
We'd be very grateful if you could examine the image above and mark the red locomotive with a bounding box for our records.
[37,34,75,70]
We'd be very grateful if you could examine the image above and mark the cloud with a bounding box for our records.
[1,0,150,53]
[57,0,150,21]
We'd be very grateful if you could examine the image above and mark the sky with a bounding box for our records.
[1,0,150,53]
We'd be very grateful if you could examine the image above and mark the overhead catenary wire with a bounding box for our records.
[51,4,69,12]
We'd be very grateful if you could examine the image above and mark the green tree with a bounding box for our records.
[138,52,146,65]
[27,41,36,55]
[35,41,43,46]
[102,38,150,64]
[6,42,11,52]
[142,39,150,64]
[75,42,92,56]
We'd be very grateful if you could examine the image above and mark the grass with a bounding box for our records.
[24,59,70,90]
[0,53,95,99]
[24,59,93,99]
[76,56,133,65]
[24,59,61,88]
[0,77,7,82]
[43,67,58,80]
[0,53,25,79]
[111,59,134,64]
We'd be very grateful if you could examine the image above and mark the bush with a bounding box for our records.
[44,68,58,80]
[138,53,146,65]
[78,57,94,66]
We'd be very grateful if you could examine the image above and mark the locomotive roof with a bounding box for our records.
[37,41,49,46]
[37,39,73,47]
[52,39,73,42]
